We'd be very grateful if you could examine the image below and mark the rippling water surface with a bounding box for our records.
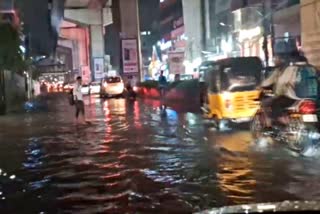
[2,95,320,213]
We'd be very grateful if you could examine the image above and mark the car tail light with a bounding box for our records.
[299,100,316,114]
[133,86,138,92]
[222,92,232,110]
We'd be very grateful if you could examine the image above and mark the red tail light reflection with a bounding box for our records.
[299,100,316,114]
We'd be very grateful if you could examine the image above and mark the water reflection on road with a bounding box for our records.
[1,95,320,213]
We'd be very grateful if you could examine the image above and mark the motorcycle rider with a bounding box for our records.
[261,53,301,129]
[126,75,136,99]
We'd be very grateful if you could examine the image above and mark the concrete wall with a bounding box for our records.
[64,7,113,81]
[60,27,91,82]
[58,39,80,71]
[119,0,140,38]
[301,0,320,67]
[4,71,26,112]
[64,8,112,26]
[273,4,300,38]
[63,2,142,80]
[90,25,104,58]
[118,0,142,80]
[182,0,203,62]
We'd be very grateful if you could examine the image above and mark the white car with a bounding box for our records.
[90,82,101,94]
[81,84,90,95]
[100,76,124,98]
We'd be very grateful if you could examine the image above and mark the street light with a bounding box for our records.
[219,22,232,28]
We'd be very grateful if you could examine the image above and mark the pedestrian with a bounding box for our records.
[158,70,167,97]
[73,76,86,124]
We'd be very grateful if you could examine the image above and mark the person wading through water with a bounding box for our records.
[73,76,86,124]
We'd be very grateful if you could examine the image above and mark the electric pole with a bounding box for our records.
[262,0,274,68]
[262,1,269,68]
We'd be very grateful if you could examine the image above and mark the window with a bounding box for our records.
[221,67,258,92]
[206,65,220,93]
[105,77,121,83]
[221,67,230,91]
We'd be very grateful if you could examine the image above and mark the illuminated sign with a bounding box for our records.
[122,39,138,74]
[93,58,104,80]
[159,40,172,51]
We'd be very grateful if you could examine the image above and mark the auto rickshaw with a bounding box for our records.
[201,57,263,128]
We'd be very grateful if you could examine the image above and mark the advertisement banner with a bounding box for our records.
[122,39,139,74]
[168,51,185,74]
[93,58,104,80]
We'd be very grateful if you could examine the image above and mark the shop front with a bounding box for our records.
[214,6,274,66]
[238,26,273,66]
[156,15,187,80]
[203,0,300,66]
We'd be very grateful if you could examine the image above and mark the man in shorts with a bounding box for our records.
[73,76,86,124]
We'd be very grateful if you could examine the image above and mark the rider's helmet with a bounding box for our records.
[289,50,308,64]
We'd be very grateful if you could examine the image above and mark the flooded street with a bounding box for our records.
[1,94,320,213]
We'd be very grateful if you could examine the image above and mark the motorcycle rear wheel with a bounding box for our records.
[251,111,266,140]
[286,118,316,156]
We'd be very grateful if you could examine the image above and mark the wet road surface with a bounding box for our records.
[1,94,320,213]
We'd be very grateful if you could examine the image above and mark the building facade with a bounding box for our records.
[182,0,203,72]
[300,0,320,68]
[139,0,160,72]
[200,0,300,65]
[158,0,186,77]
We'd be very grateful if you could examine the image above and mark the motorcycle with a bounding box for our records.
[251,92,320,156]
[125,84,137,100]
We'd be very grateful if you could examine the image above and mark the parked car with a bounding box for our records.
[100,76,124,98]
[81,84,90,95]
[90,82,101,94]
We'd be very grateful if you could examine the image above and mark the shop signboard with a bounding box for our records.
[168,51,185,74]
[171,25,185,39]
[121,39,139,74]
[93,58,104,80]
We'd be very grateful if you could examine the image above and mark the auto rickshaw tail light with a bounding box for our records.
[225,99,232,110]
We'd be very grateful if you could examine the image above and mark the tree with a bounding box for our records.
[0,23,27,114]
[0,23,26,72]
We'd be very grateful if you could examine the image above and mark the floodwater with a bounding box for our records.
[1,94,320,213]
